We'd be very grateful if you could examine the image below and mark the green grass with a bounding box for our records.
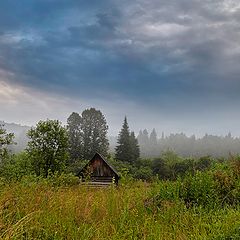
[0,179,240,240]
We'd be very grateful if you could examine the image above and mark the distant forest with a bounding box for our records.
[2,121,240,158]
[110,129,240,158]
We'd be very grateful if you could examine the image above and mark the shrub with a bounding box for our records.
[45,172,80,187]
[0,152,33,182]
[180,171,218,208]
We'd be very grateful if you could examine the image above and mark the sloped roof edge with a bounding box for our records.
[78,152,120,178]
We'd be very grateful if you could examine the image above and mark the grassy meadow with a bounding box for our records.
[0,168,240,240]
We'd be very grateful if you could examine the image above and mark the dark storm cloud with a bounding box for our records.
[0,0,240,113]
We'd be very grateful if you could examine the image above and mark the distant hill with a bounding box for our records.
[0,121,31,153]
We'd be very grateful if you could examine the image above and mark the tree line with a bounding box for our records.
[1,107,240,181]
[136,129,240,158]
[0,108,140,178]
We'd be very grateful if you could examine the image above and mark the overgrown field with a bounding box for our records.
[0,170,240,240]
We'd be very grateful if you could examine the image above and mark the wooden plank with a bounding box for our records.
[80,181,114,188]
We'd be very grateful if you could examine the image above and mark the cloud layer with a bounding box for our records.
[0,0,240,135]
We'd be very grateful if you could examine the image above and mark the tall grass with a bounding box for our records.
[0,175,240,240]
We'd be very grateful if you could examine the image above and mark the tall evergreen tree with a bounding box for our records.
[142,129,149,146]
[130,131,140,162]
[115,117,140,163]
[137,130,144,145]
[81,108,109,159]
[150,128,158,146]
[115,117,131,162]
[66,112,82,163]
[137,129,150,157]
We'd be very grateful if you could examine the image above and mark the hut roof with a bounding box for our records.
[78,153,120,178]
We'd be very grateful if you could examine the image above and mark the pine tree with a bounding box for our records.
[142,129,149,146]
[115,117,140,163]
[130,131,140,162]
[139,129,150,157]
[149,128,158,146]
[137,130,144,145]
[115,117,131,162]
[149,128,159,157]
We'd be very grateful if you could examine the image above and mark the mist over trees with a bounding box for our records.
[136,130,240,158]
[0,121,30,153]
[3,118,240,159]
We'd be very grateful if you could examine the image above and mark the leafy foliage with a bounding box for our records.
[27,119,69,177]
[81,108,109,159]
[0,152,33,181]
[0,124,14,161]
[67,108,109,161]
[67,112,82,163]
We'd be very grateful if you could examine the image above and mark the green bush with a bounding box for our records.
[180,171,218,208]
[133,166,153,181]
[45,172,80,187]
[0,152,33,182]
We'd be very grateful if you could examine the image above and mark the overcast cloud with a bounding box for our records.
[0,0,240,136]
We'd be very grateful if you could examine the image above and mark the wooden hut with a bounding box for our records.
[78,153,120,187]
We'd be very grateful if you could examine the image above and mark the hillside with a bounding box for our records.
[0,121,30,152]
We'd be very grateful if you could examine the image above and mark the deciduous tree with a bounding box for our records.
[0,124,14,161]
[81,108,109,159]
[27,120,69,177]
[67,112,82,163]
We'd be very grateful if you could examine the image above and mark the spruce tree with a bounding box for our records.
[130,131,140,162]
[115,117,140,163]
[137,130,144,145]
[149,128,159,157]
[115,117,131,162]
[149,128,158,146]
[142,129,149,146]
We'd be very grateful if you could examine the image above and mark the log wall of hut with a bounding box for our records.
[89,157,115,177]
[79,153,120,185]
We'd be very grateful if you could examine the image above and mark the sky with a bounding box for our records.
[0,0,240,137]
